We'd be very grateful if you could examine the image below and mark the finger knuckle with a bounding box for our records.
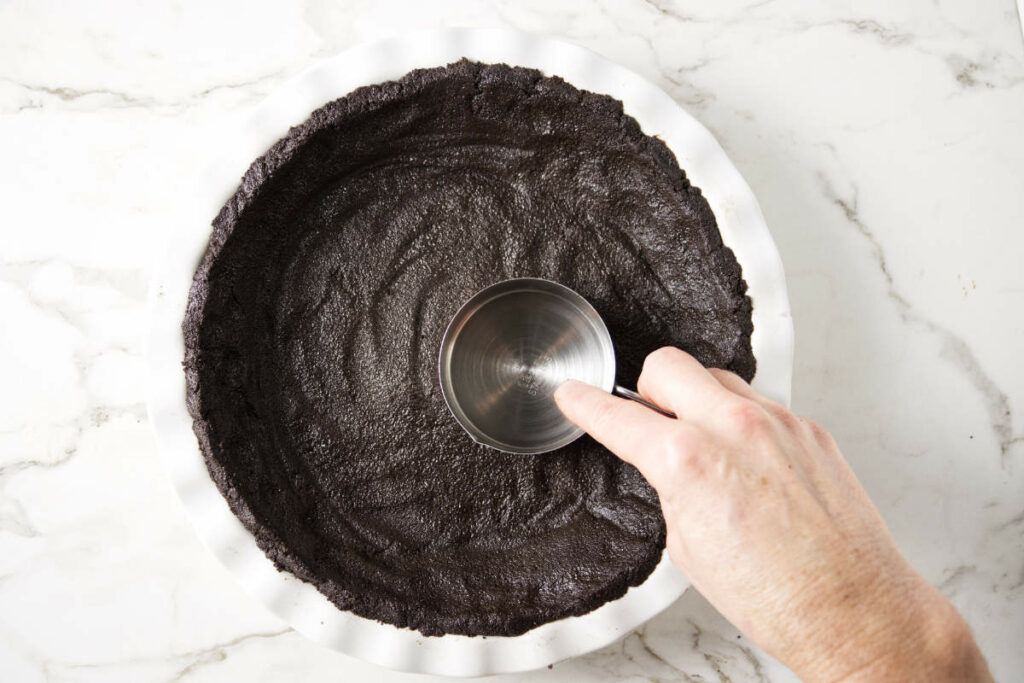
[643,346,679,374]
[724,400,771,438]
[589,398,623,430]
[665,428,699,456]
[663,429,703,477]
[663,440,704,479]
[804,418,834,445]
[765,402,800,430]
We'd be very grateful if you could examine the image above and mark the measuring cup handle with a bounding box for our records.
[613,385,676,418]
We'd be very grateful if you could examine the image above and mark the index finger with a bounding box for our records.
[553,379,673,471]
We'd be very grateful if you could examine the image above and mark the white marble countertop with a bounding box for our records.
[1,1,1022,681]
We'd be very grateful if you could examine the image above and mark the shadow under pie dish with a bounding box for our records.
[149,28,790,679]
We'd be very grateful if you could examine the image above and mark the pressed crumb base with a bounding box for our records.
[184,60,754,637]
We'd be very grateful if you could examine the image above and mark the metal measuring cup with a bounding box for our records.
[438,278,673,454]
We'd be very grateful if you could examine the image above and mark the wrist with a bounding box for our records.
[908,600,991,683]
[795,578,990,682]
[857,585,990,682]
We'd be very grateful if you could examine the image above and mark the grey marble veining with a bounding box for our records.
[1,0,1022,680]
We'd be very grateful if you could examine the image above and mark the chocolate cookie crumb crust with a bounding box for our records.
[184,60,754,637]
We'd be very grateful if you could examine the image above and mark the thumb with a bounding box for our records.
[553,379,673,470]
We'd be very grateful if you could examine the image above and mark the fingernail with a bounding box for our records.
[553,378,583,403]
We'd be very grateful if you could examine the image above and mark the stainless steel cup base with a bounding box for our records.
[438,278,616,454]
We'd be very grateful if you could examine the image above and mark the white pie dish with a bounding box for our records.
[145,27,793,677]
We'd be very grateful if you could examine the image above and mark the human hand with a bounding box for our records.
[554,347,990,682]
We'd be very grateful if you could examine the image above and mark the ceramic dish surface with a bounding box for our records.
[146,27,794,677]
